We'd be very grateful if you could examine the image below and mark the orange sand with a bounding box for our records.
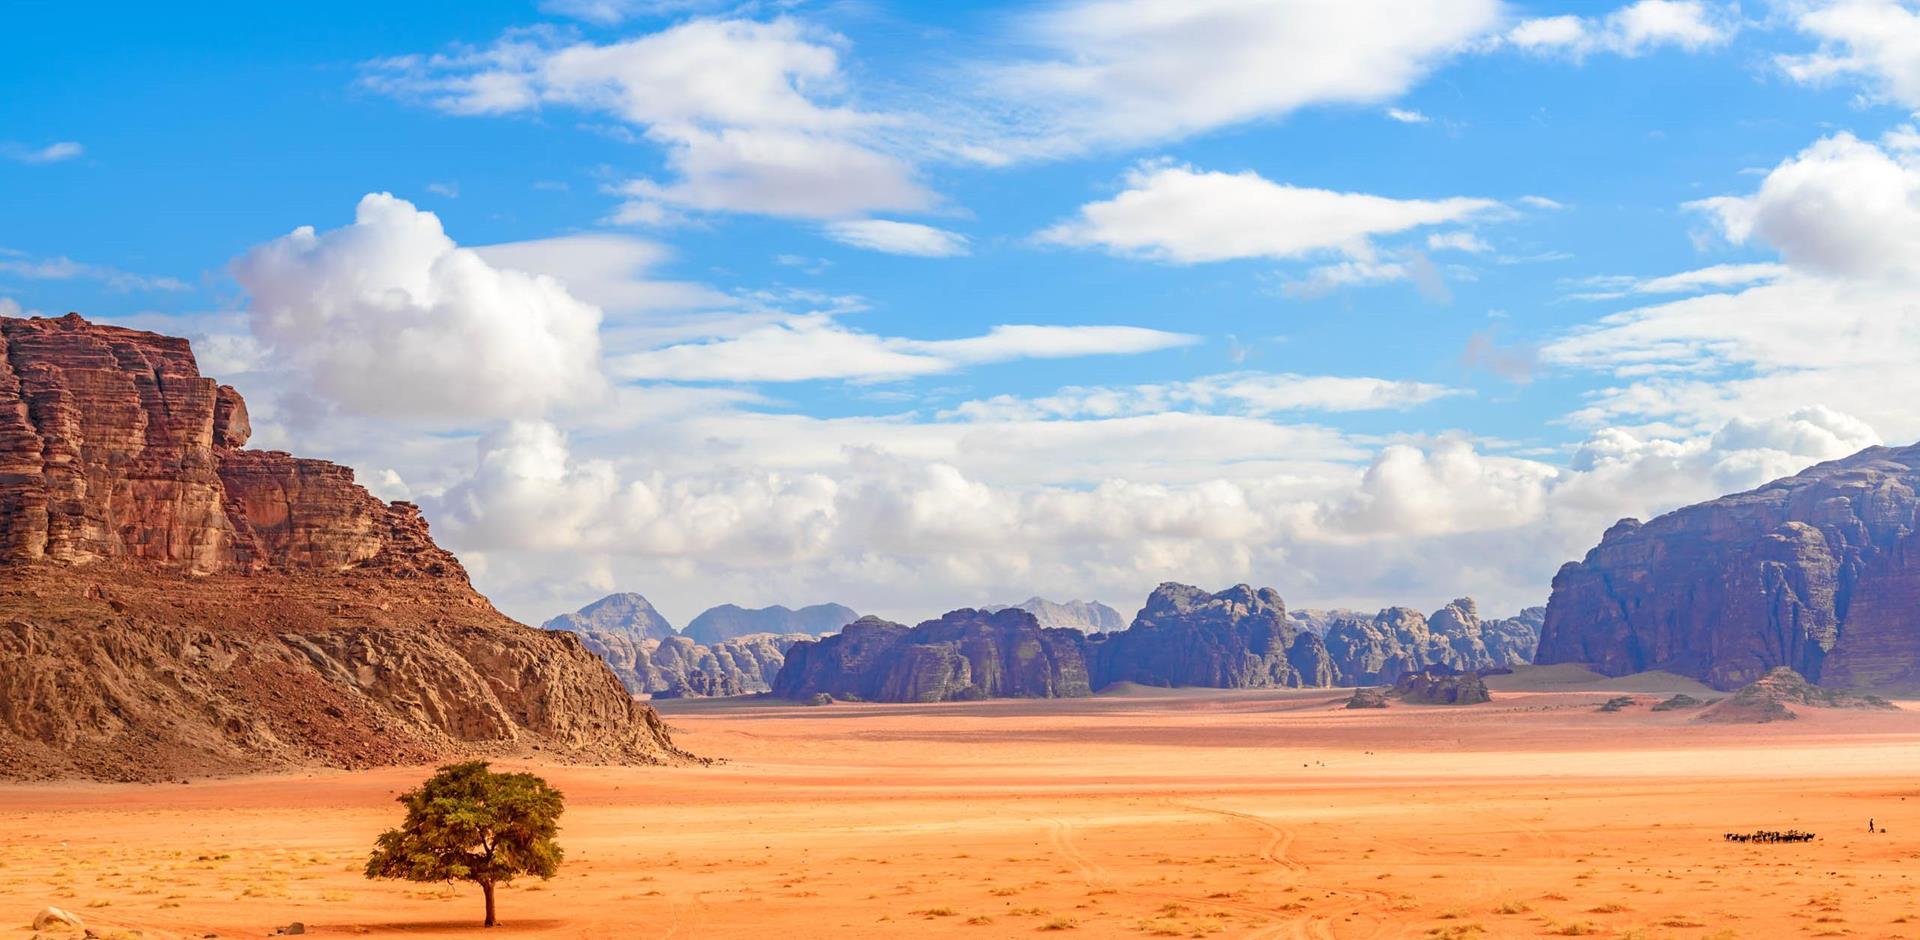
[7,684,1920,938]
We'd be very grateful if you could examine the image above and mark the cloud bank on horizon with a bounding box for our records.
[7,0,1920,625]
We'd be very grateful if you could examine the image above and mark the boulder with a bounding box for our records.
[1390,668,1490,705]
[1344,688,1389,709]
[1650,693,1704,712]
[31,907,83,931]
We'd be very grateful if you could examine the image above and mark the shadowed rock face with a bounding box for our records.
[1090,583,1335,690]
[0,313,689,780]
[684,602,858,645]
[773,609,1092,702]
[543,592,677,643]
[1536,442,1920,692]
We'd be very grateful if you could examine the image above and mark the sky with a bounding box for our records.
[5,0,1920,627]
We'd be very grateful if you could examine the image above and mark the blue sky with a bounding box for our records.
[7,0,1920,626]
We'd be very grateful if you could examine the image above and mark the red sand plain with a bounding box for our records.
[7,674,1920,939]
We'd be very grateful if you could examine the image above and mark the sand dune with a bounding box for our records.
[4,688,1918,938]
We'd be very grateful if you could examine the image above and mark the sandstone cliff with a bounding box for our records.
[1536,442,1920,691]
[683,602,858,644]
[542,592,677,643]
[1090,583,1335,689]
[773,609,1091,702]
[0,313,689,780]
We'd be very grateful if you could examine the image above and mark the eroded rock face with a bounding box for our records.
[0,313,689,780]
[1536,442,1920,691]
[683,602,858,645]
[773,609,1091,702]
[564,629,809,698]
[1091,583,1334,689]
[0,313,464,577]
[1324,599,1542,685]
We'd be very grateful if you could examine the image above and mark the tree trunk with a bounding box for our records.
[482,880,496,927]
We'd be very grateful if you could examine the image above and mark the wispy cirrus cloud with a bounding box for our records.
[1,141,83,164]
[0,250,187,291]
[611,315,1198,383]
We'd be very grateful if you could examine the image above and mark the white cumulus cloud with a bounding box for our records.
[1503,1,1736,59]
[364,18,935,220]
[1780,0,1920,107]
[232,193,607,420]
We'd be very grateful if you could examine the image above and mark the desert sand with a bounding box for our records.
[7,679,1920,939]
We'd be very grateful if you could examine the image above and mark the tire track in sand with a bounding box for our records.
[1171,800,1394,940]
[1044,811,1305,939]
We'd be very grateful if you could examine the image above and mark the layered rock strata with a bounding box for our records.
[0,313,687,780]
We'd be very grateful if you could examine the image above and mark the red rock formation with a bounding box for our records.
[0,313,690,780]
[1537,442,1920,692]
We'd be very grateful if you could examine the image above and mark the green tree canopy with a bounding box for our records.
[365,761,565,927]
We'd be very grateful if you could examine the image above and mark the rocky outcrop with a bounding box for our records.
[1651,693,1704,712]
[1537,442,1920,692]
[684,602,857,645]
[0,313,688,780]
[989,597,1125,632]
[773,609,1091,702]
[543,592,676,643]
[1390,667,1491,705]
[1345,688,1389,709]
[1323,599,1542,685]
[1090,583,1334,690]
[563,629,808,698]
[1696,667,1897,723]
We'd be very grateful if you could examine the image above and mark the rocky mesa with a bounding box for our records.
[0,313,689,780]
[774,608,1091,702]
[1536,441,1920,692]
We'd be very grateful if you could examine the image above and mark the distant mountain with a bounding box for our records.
[572,631,813,699]
[1090,583,1335,689]
[542,592,677,643]
[774,609,1091,702]
[1323,599,1541,686]
[685,603,859,645]
[1287,608,1372,636]
[988,597,1125,632]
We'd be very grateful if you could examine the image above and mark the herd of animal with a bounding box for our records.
[1723,830,1817,843]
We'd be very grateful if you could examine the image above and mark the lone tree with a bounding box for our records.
[365,761,565,927]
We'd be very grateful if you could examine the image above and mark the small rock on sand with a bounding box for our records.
[31,906,84,931]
